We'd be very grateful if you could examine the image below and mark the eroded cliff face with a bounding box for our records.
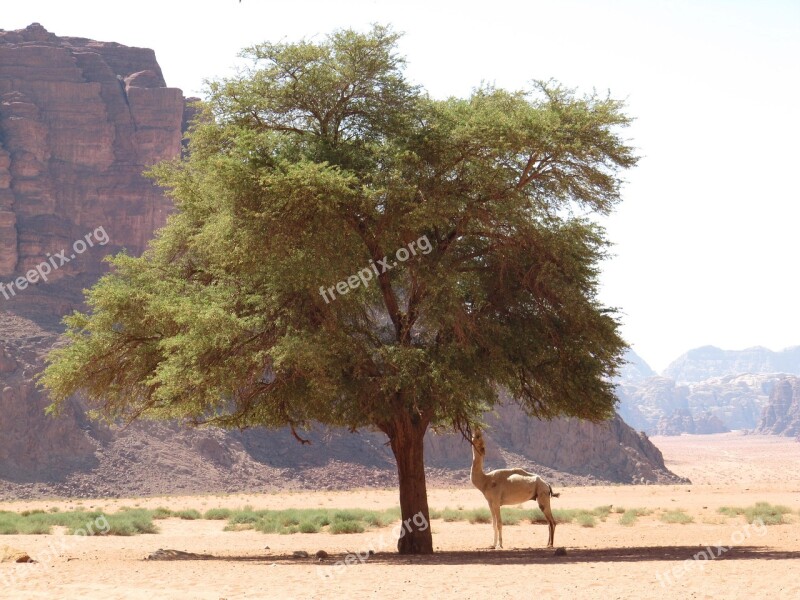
[616,373,776,435]
[423,402,684,485]
[0,312,98,482]
[654,409,729,436]
[757,376,800,437]
[0,23,186,322]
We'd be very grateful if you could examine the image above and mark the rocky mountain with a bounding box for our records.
[664,345,800,383]
[483,403,677,484]
[617,348,656,382]
[0,314,97,481]
[0,23,190,324]
[653,408,728,436]
[0,312,683,500]
[756,376,800,437]
[0,23,684,499]
[613,344,800,436]
[616,372,778,435]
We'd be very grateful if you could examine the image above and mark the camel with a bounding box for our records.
[470,428,560,549]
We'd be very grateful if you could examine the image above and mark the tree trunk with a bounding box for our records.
[387,410,434,554]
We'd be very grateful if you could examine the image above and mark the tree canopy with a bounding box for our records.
[40,24,638,554]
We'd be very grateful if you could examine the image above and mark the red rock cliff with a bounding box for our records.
[0,23,187,322]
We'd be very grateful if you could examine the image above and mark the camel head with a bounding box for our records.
[471,429,485,456]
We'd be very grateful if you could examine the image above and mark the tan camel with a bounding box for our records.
[470,428,560,548]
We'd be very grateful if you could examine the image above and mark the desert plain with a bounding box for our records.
[1,432,799,600]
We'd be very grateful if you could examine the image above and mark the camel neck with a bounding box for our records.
[470,449,486,487]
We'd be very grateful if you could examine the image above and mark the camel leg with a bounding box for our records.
[539,498,556,548]
[487,502,498,548]
[490,503,502,549]
[495,505,503,549]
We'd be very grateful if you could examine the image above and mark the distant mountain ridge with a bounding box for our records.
[663,346,800,383]
[617,349,657,382]
[616,346,800,436]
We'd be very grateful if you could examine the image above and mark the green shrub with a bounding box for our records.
[619,508,651,526]
[316,514,331,527]
[103,509,158,535]
[363,512,393,527]
[466,508,492,524]
[551,509,583,524]
[332,510,364,522]
[219,507,398,535]
[151,507,174,520]
[227,509,262,526]
[299,521,320,533]
[252,518,278,534]
[278,513,301,527]
[424,506,617,527]
[718,502,792,525]
[203,508,232,520]
[0,511,24,534]
[576,513,596,528]
[436,508,465,522]
[175,509,202,520]
[591,505,613,520]
[13,516,52,535]
[499,509,521,526]
[660,509,693,524]
[279,525,300,534]
[0,509,118,535]
[533,508,586,524]
[329,520,365,534]
[428,506,468,523]
[717,506,740,518]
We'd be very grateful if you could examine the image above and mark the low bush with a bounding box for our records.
[203,508,232,520]
[329,520,365,534]
[660,509,693,524]
[0,508,157,535]
[151,507,174,520]
[576,513,596,528]
[718,502,792,525]
[619,508,651,526]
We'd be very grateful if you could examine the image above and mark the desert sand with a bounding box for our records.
[2,432,799,599]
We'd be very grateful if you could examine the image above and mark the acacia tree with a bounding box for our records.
[41,25,637,554]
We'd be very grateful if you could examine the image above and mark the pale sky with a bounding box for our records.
[4,0,799,372]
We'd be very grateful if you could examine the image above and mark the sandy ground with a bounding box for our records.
[2,433,799,599]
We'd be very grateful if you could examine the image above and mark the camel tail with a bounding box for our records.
[549,483,560,498]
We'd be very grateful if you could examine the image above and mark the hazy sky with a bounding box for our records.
[4,1,799,372]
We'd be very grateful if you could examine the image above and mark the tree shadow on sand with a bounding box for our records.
[362,546,800,565]
[145,546,800,565]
